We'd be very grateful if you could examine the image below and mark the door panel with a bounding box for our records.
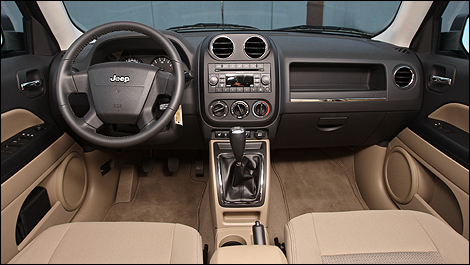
[387,128,468,239]
[1,2,89,263]
[382,1,469,239]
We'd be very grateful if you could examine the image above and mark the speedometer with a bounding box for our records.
[151,56,173,73]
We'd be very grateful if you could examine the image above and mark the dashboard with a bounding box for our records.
[52,29,423,150]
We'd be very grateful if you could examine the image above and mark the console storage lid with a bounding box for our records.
[210,245,287,264]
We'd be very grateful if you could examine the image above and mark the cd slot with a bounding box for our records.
[215,69,261,72]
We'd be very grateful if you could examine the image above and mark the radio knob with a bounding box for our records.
[209,76,218,86]
[261,75,270,85]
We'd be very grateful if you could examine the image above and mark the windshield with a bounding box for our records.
[64,1,401,36]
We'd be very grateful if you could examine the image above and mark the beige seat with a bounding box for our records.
[285,210,469,264]
[8,222,203,264]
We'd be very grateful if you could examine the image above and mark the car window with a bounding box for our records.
[439,1,469,57]
[63,1,401,37]
[1,1,25,55]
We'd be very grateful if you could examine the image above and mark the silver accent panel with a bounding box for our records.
[291,98,386,102]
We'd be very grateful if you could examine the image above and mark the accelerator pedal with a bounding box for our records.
[195,159,204,177]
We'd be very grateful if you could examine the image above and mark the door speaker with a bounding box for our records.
[384,146,418,204]
[56,152,87,211]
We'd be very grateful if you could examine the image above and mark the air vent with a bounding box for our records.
[394,47,410,54]
[244,36,267,59]
[394,66,415,89]
[211,36,233,59]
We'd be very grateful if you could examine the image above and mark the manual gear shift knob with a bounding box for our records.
[229,126,246,164]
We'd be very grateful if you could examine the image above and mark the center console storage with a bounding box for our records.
[210,245,287,264]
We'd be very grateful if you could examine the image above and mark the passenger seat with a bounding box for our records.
[284,210,469,264]
[8,222,203,264]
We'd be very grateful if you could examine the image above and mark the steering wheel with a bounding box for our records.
[56,21,185,148]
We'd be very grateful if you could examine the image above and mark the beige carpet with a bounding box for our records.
[267,147,368,245]
[105,159,207,229]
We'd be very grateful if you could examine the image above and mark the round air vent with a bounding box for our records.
[394,66,415,89]
[244,36,267,59]
[211,36,234,59]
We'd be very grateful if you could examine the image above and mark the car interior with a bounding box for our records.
[1,1,469,264]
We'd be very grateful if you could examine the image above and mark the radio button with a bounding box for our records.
[223,87,230,93]
[237,64,243,69]
[229,64,236,69]
[209,76,218,86]
[237,87,244,93]
[215,64,222,69]
[243,64,250,69]
[216,87,223,93]
[250,64,257,69]
[230,87,237,93]
[244,87,251,93]
[222,64,229,69]
[257,64,264,69]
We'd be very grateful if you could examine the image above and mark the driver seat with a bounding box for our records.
[8,222,203,264]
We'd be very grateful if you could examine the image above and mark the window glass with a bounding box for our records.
[439,1,469,56]
[1,1,25,54]
[63,1,401,37]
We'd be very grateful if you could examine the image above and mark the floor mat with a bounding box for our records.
[104,159,207,230]
[267,147,368,244]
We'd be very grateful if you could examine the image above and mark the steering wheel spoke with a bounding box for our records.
[83,108,104,130]
[72,71,89,93]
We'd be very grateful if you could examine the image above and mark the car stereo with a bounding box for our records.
[207,63,271,93]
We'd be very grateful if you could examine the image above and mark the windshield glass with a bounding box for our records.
[64,1,401,36]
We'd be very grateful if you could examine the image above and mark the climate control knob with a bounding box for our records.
[252,100,270,118]
[230,100,250,119]
[209,100,228,117]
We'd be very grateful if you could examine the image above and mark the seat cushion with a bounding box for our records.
[284,210,469,264]
[9,222,203,264]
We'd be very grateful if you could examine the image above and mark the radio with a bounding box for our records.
[207,63,271,93]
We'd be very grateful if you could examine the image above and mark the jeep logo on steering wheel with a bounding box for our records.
[110,74,130,83]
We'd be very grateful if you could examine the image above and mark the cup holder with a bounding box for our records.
[219,235,247,248]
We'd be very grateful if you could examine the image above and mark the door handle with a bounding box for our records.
[430,75,452,86]
[21,80,42,90]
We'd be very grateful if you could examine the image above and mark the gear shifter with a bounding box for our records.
[229,126,246,165]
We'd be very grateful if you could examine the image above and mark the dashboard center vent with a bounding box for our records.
[244,36,267,59]
[394,66,415,89]
[211,36,233,59]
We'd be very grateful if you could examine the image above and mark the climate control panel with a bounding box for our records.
[209,99,272,121]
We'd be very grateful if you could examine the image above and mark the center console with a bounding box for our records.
[202,33,279,256]
[209,129,271,250]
